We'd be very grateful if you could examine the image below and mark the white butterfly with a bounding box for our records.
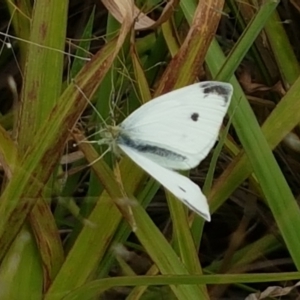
[99,81,233,221]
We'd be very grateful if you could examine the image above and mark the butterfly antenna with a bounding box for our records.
[72,79,107,125]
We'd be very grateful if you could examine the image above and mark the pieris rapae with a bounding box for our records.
[99,81,233,221]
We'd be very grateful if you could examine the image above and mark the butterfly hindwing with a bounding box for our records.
[118,144,210,221]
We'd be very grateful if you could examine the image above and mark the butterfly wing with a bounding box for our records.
[118,81,233,170]
[119,144,210,221]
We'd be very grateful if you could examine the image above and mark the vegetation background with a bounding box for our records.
[1,0,300,299]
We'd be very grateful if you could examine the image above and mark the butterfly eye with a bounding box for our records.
[190,112,199,122]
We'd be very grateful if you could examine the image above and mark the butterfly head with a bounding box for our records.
[95,125,123,154]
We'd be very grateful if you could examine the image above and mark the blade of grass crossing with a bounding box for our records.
[206,39,300,270]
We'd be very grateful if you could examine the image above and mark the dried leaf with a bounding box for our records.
[246,281,300,299]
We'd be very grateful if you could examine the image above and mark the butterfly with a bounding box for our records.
[98,81,233,221]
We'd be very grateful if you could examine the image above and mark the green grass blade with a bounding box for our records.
[206,39,300,270]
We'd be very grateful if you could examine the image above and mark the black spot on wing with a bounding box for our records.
[117,134,187,162]
[179,186,186,192]
[191,112,199,121]
[201,82,231,105]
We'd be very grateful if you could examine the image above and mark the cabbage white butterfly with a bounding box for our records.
[99,81,233,221]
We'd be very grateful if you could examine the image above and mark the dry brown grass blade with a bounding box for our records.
[0,3,136,264]
[102,0,180,30]
[155,0,225,95]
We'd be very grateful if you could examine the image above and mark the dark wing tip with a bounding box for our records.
[200,81,233,105]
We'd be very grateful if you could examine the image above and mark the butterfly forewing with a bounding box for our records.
[118,81,233,170]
